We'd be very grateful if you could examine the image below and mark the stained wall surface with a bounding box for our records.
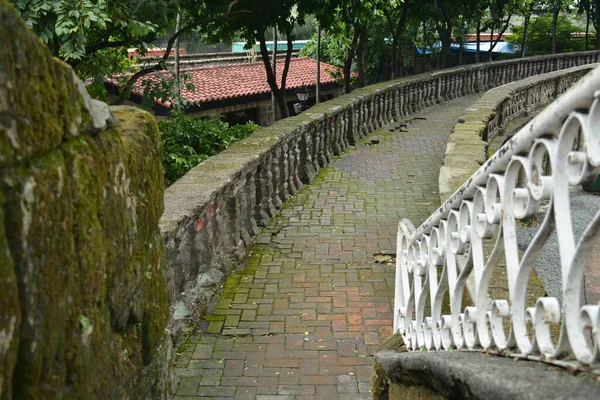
[0,2,171,398]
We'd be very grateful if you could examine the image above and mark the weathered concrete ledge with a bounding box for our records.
[439,63,596,202]
[160,50,600,342]
[374,350,600,400]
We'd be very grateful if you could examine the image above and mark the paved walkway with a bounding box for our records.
[173,95,481,400]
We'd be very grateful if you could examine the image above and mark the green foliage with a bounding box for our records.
[10,0,177,79]
[158,112,259,186]
[300,14,391,85]
[12,0,110,60]
[11,0,174,59]
[140,72,196,110]
[361,16,390,84]
[300,30,348,68]
[79,47,137,101]
[509,13,588,54]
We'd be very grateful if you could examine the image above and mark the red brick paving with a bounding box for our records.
[172,96,480,399]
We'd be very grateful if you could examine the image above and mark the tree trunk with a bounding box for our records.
[384,10,397,79]
[475,20,481,63]
[385,4,408,79]
[271,26,278,121]
[436,22,452,70]
[488,15,512,60]
[390,39,398,79]
[281,32,293,101]
[552,0,561,54]
[397,43,403,77]
[522,13,530,57]
[174,12,181,94]
[489,25,494,61]
[585,8,590,50]
[594,0,600,49]
[356,27,366,87]
[316,23,321,104]
[343,26,360,94]
[258,32,289,119]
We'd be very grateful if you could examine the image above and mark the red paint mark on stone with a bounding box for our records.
[207,205,215,219]
[196,218,205,232]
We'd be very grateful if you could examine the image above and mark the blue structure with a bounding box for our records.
[232,40,309,53]
[416,41,516,55]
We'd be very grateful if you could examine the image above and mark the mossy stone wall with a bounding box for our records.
[0,2,171,398]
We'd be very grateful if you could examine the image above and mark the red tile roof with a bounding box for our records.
[107,57,340,108]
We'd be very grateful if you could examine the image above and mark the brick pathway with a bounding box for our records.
[173,95,480,400]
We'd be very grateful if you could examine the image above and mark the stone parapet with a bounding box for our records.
[375,349,600,400]
[160,49,600,341]
[439,63,595,202]
[1,2,171,398]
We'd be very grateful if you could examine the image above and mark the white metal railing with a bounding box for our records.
[394,65,600,369]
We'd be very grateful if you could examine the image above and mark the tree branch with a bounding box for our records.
[280,26,293,93]
[111,8,251,105]
[112,23,196,105]
[487,14,512,56]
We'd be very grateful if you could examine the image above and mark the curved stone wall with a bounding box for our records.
[161,50,600,340]
[1,2,171,398]
[439,63,595,202]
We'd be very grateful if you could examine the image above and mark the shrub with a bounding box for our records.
[158,111,259,186]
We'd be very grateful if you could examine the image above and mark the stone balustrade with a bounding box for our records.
[439,63,596,202]
[160,50,600,340]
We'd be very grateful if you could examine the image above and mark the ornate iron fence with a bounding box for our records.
[394,65,600,369]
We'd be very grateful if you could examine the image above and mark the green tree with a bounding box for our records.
[379,0,411,78]
[423,0,473,69]
[580,0,600,48]
[187,0,338,118]
[484,0,521,61]
[320,0,378,92]
[10,0,178,97]
[508,12,587,53]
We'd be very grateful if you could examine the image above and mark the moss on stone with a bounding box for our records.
[0,2,89,169]
[0,6,170,395]
[0,195,20,400]
[372,335,447,399]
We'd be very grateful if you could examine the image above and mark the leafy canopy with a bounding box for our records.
[11,0,178,61]
[509,13,588,54]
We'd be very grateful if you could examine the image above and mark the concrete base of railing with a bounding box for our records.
[374,349,600,400]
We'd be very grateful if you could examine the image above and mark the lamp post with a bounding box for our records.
[294,87,311,114]
[296,87,311,103]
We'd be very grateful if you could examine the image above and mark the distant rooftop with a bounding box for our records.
[106,57,340,109]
